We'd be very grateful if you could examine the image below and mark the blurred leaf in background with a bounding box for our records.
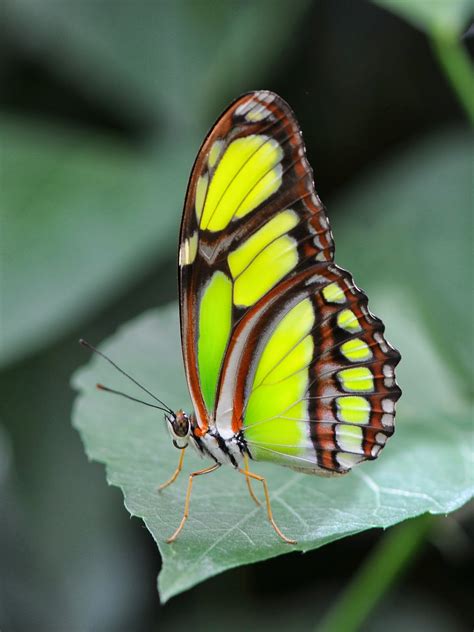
[373,0,473,36]
[4,0,313,127]
[1,0,473,629]
[373,0,474,123]
[1,118,189,367]
[1,0,311,368]
[332,129,472,392]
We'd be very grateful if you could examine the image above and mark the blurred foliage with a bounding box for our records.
[373,0,473,36]
[1,117,191,366]
[374,0,474,123]
[1,0,473,629]
[4,0,312,126]
[72,129,473,601]
[318,513,436,632]
[1,0,311,367]
[332,129,472,392]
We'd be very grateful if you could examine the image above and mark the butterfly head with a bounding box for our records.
[166,409,191,449]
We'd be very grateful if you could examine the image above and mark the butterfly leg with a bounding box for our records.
[243,454,261,506]
[238,468,296,545]
[166,463,221,543]
[158,447,186,492]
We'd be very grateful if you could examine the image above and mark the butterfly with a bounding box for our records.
[83,90,401,544]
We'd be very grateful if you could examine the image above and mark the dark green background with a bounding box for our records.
[1,1,472,630]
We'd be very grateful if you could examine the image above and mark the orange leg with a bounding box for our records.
[166,463,221,543]
[158,448,186,492]
[237,468,296,545]
[243,454,261,506]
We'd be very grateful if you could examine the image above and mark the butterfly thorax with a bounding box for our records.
[188,413,248,468]
[166,409,246,468]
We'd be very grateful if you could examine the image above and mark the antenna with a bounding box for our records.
[96,383,171,414]
[79,338,174,415]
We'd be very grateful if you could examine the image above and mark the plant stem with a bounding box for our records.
[316,514,435,632]
[430,29,474,126]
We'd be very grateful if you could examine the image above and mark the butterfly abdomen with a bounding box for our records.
[191,423,249,469]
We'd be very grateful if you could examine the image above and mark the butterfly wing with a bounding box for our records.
[179,91,334,427]
[179,90,400,474]
[225,264,401,474]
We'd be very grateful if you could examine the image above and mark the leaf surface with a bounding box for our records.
[72,302,472,602]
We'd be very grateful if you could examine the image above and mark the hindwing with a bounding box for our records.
[179,90,401,474]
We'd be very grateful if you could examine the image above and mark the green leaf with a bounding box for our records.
[5,0,311,126]
[331,129,472,392]
[372,0,473,37]
[72,302,473,602]
[372,1,474,124]
[0,115,194,367]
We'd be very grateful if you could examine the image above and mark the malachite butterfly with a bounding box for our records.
[85,90,401,544]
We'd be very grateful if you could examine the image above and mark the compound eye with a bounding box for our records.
[172,416,189,438]
[173,420,189,437]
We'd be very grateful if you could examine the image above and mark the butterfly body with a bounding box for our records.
[84,91,402,544]
[190,421,248,468]
[91,89,402,543]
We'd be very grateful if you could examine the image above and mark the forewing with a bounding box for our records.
[179,91,334,432]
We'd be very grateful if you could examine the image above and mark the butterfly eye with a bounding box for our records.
[169,411,190,438]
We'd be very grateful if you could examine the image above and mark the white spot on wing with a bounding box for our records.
[383,365,394,377]
[319,214,328,229]
[383,364,395,387]
[235,97,274,122]
[259,92,275,104]
[374,332,389,352]
[381,413,393,427]
[371,444,382,457]
[178,232,198,266]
